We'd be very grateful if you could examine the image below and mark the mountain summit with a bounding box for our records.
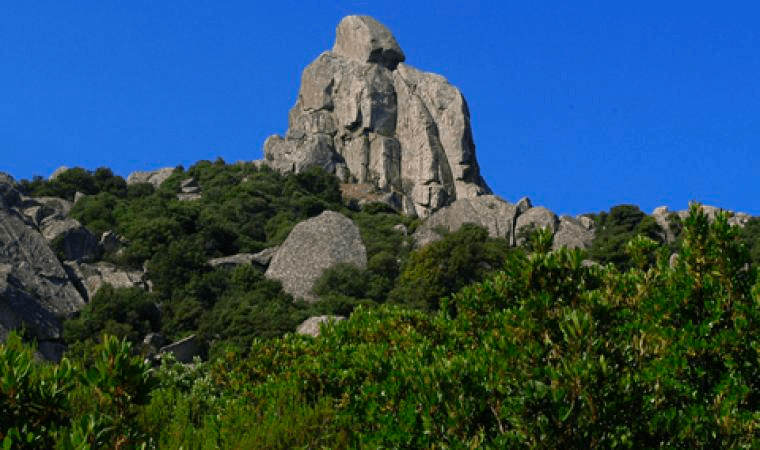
[262,15,491,217]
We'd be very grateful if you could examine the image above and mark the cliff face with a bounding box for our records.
[263,15,490,217]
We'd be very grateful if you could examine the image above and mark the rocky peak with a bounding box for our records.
[262,15,490,217]
[333,15,405,69]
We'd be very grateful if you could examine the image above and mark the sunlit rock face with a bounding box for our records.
[263,15,490,217]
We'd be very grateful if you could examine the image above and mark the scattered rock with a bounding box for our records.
[413,195,518,247]
[180,177,201,194]
[160,335,201,364]
[126,167,175,188]
[0,172,15,186]
[176,193,202,202]
[208,253,256,269]
[64,261,147,300]
[296,315,346,337]
[142,332,167,351]
[251,246,279,268]
[40,215,100,262]
[552,216,594,250]
[49,166,69,180]
[265,211,367,302]
[514,207,559,246]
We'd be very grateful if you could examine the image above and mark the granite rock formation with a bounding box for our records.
[0,181,84,353]
[263,15,490,217]
[265,211,366,302]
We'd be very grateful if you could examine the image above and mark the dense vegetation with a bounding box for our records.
[20,163,513,356]
[4,205,760,448]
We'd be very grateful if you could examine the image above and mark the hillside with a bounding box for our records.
[3,15,760,449]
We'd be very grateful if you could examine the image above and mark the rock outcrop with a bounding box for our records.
[64,261,147,301]
[126,167,175,188]
[296,315,345,337]
[265,211,366,302]
[40,215,100,262]
[262,15,490,217]
[0,182,84,350]
[413,195,518,248]
[414,196,595,251]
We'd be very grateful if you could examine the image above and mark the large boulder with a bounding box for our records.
[413,195,518,247]
[552,216,595,250]
[262,16,490,218]
[126,167,175,188]
[514,207,559,246]
[296,315,345,338]
[265,211,366,302]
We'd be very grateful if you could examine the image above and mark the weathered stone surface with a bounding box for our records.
[264,134,342,174]
[251,246,279,268]
[262,16,489,218]
[0,207,84,343]
[49,166,69,180]
[40,215,100,262]
[180,178,201,194]
[413,195,518,247]
[651,206,677,243]
[126,167,175,188]
[176,193,202,202]
[515,207,559,246]
[100,231,126,254]
[64,261,147,301]
[515,197,532,216]
[0,172,14,186]
[160,335,201,364]
[296,315,345,337]
[552,216,594,250]
[0,183,21,210]
[208,253,256,270]
[333,15,405,69]
[265,211,366,302]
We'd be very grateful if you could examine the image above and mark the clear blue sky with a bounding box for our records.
[2,1,758,216]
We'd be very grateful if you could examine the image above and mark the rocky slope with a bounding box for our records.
[1,15,757,361]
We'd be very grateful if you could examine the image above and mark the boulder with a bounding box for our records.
[651,206,677,243]
[552,216,594,250]
[514,207,559,246]
[126,167,175,188]
[265,211,366,302]
[64,261,147,300]
[180,177,201,194]
[160,335,201,364]
[40,215,100,262]
[251,246,279,268]
[413,195,518,247]
[296,315,346,337]
[49,166,69,180]
[176,193,202,202]
[208,253,256,270]
[333,15,405,69]
[262,15,490,218]
[0,172,14,186]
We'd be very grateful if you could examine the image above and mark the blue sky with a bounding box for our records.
[2,1,758,216]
